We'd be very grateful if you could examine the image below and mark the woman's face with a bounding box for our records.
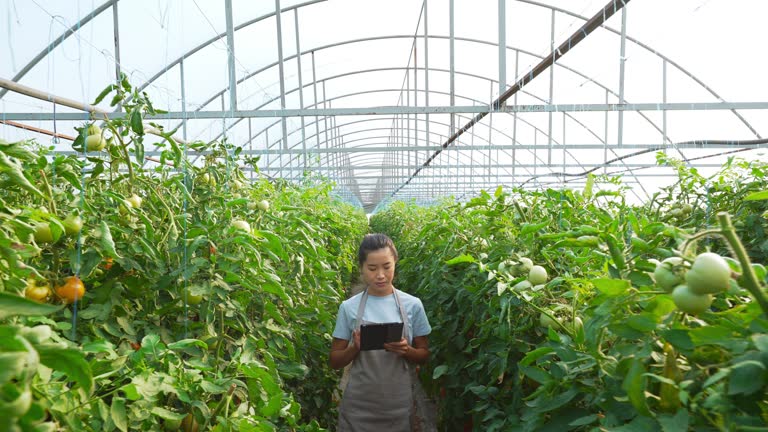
[361,247,396,292]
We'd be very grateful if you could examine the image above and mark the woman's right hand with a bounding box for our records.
[351,330,361,350]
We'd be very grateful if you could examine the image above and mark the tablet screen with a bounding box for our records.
[359,322,404,351]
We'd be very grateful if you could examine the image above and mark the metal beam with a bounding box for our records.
[260,163,726,171]
[5,102,767,121]
[225,0,237,111]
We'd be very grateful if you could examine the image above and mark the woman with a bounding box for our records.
[330,233,431,431]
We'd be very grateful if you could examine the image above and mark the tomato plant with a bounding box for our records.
[372,169,768,431]
[0,77,367,431]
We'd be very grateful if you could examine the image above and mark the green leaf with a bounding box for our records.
[81,340,114,354]
[520,221,549,236]
[261,393,282,417]
[744,190,768,201]
[519,347,555,367]
[432,365,449,379]
[277,362,309,380]
[569,414,598,427]
[658,410,689,432]
[99,221,122,259]
[111,397,128,432]
[167,339,207,351]
[445,254,475,265]
[626,314,658,333]
[130,109,144,135]
[690,325,749,351]
[0,292,63,319]
[0,151,46,198]
[621,358,650,416]
[92,84,117,105]
[121,383,141,401]
[727,360,766,395]
[753,334,768,353]
[592,278,630,296]
[150,407,186,421]
[37,346,93,395]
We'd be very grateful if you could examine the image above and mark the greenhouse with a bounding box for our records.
[1,0,767,430]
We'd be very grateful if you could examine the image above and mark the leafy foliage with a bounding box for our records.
[0,79,367,431]
[372,163,768,431]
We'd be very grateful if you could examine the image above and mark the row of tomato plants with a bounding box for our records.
[371,156,768,431]
[1,78,368,431]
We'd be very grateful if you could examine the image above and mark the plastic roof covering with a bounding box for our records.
[1,0,767,211]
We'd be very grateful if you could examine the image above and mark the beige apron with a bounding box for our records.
[337,288,412,432]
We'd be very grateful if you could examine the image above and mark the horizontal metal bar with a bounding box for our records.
[3,102,767,121]
[262,163,725,171]
[323,172,693,181]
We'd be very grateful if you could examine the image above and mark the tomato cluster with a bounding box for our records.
[653,252,733,314]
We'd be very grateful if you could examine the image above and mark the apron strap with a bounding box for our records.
[392,289,410,341]
[353,289,369,332]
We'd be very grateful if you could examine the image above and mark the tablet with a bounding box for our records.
[359,322,404,351]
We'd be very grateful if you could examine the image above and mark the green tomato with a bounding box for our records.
[33,223,54,243]
[86,123,101,135]
[653,257,685,292]
[672,284,712,315]
[256,200,270,211]
[85,134,106,151]
[231,220,250,232]
[126,194,143,209]
[118,199,133,215]
[528,265,548,285]
[63,214,83,235]
[517,257,533,273]
[539,312,559,328]
[686,252,730,294]
[164,417,182,432]
[198,173,216,187]
[184,289,204,306]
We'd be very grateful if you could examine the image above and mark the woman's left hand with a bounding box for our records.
[383,338,410,356]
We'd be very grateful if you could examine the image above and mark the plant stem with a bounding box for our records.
[680,229,723,257]
[104,119,135,189]
[717,212,768,316]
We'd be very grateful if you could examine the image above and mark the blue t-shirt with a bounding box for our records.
[332,290,431,344]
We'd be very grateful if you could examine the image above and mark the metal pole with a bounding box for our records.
[225,0,237,111]
[311,51,320,151]
[248,118,253,180]
[275,0,288,150]
[488,81,493,186]
[618,6,627,147]
[548,9,555,165]
[112,1,122,84]
[407,70,411,184]
[512,50,518,184]
[414,35,419,166]
[294,9,307,167]
[322,81,330,171]
[604,89,609,174]
[498,0,506,95]
[449,0,455,135]
[424,0,430,196]
[663,59,668,153]
[180,60,187,141]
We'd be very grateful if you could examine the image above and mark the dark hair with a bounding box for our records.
[357,233,398,265]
